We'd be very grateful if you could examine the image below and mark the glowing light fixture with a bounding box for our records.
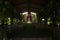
[42,18,45,21]
[47,21,50,25]
[22,12,28,15]
[47,21,52,25]
[31,12,36,15]
[8,17,11,25]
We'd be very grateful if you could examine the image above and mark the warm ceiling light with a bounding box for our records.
[22,12,28,15]
[31,12,36,15]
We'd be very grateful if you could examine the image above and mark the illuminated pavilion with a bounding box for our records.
[0,0,60,40]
